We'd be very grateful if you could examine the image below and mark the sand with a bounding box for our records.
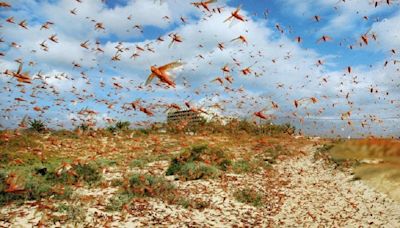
[1,144,399,227]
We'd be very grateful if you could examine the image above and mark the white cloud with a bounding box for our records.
[370,12,400,52]
[0,0,399,136]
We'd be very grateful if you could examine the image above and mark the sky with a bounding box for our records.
[0,0,400,137]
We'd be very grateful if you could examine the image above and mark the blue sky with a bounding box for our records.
[0,0,400,137]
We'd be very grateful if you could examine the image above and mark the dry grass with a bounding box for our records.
[329,138,400,161]
[4,129,397,226]
[317,139,400,201]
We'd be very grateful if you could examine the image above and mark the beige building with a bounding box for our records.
[167,109,205,125]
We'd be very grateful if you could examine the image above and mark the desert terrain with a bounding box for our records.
[1,129,399,227]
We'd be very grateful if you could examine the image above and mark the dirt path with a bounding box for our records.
[273,145,400,227]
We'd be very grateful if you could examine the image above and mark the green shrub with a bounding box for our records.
[0,160,101,206]
[75,163,102,184]
[129,174,175,197]
[106,193,132,211]
[44,162,101,185]
[29,119,46,133]
[56,202,87,224]
[166,144,231,180]
[77,123,91,132]
[115,121,130,131]
[50,130,79,139]
[234,188,263,207]
[130,159,147,169]
[130,154,170,169]
[0,172,73,206]
[177,197,210,210]
[233,160,252,173]
[176,162,220,180]
[106,126,117,134]
[1,134,40,156]
[107,173,176,211]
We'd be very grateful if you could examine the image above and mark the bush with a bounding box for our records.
[0,172,73,206]
[233,160,252,173]
[175,162,220,180]
[77,123,91,132]
[44,162,102,185]
[128,174,175,197]
[176,197,210,210]
[166,144,231,180]
[107,173,177,211]
[234,188,263,207]
[106,193,132,211]
[29,119,46,133]
[74,163,102,184]
[107,173,212,211]
[56,202,87,224]
[106,125,117,134]
[115,121,130,131]
[0,160,101,206]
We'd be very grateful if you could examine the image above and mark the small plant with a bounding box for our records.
[0,171,73,206]
[166,144,232,180]
[56,202,87,224]
[106,125,117,134]
[232,158,270,174]
[259,145,285,164]
[130,154,170,169]
[128,174,175,197]
[233,159,252,173]
[313,144,357,169]
[74,163,102,184]
[106,193,132,211]
[177,197,210,210]
[29,119,46,133]
[115,121,130,131]
[130,159,147,169]
[175,162,220,180]
[0,159,102,206]
[234,188,263,207]
[106,121,130,134]
[138,128,150,135]
[107,173,177,211]
[45,162,102,185]
[77,123,90,132]
[110,179,124,187]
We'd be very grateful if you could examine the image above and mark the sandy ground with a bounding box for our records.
[1,144,400,227]
[274,145,400,227]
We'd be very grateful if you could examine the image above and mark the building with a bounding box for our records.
[167,109,205,125]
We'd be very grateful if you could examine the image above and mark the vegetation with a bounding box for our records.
[55,202,87,224]
[232,159,267,173]
[172,162,221,180]
[106,121,130,133]
[223,119,295,136]
[107,173,178,211]
[2,127,399,225]
[76,123,92,132]
[166,144,232,180]
[107,172,214,211]
[0,171,73,206]
[29,119,47,133]
[314,144,335,161]
[0,157,102,206]
[130,153,170,169]
[313,139,400,201]
[115,121,131,131]
[165,118,295,136]
[234,188,264,207]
